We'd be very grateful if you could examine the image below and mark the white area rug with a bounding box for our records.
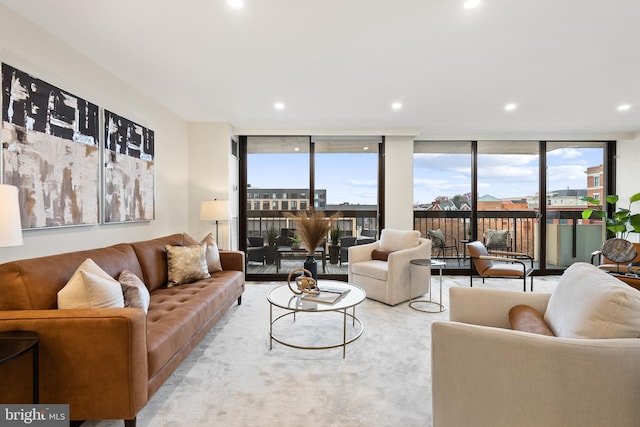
[83,276,559,427]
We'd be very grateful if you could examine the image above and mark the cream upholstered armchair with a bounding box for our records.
[431,262,640,427]
[348,229,431,305]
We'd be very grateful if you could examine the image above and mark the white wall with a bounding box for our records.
[615,134,640,242]
[0,6,190,263]
[187,122,238,249]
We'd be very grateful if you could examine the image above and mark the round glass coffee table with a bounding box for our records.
[267,280,366,358]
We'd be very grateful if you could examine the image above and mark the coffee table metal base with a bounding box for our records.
[269,308,363,358]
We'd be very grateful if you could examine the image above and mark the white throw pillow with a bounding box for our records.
[379,229,421,252]
[58,259,125,309]
[118,270,151,313]
[201,232,223,273]
[544,262,640,338]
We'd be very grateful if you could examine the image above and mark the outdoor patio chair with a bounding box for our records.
[483,229,512,252]
[427,229,460,265]
[246,236,266,265]
[339,236,357,264]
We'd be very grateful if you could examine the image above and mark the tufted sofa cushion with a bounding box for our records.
[146,270,244,378]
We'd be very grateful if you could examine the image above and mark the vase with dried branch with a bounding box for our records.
[284,209,340,280]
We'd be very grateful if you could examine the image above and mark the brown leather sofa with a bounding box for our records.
[0,233,245,427]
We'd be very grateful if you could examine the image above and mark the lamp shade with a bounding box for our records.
[0,184,23,247]
[200,200,229,221]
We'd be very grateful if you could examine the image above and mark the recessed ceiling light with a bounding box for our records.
[227,0,244,8]
[391,102,402,110]
[294,147,300,152]
[617,104,632,111]
[274,102,285,110]
[363,146,369,151]
[504,103,517,111]
[463,0,481,9]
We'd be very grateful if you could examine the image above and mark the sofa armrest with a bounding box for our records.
[431,321,640,427]
[0,308,147,421]
[220,250,245,273]
[449,286,551,329]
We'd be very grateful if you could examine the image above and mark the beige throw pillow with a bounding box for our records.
[58,258,125,309]
[544,262,640,338]
[118,270,151,313]
[183,232,223,273]
[201,232,223,273]
[166,243,210,287]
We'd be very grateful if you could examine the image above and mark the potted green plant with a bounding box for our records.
[582,193,640,238]
[289,234,302,250]
[329,226,341,264]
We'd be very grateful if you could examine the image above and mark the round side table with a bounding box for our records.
[409,259,446,313]
[0,330,40,403]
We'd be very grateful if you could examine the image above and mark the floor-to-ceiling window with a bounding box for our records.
[477,140,540,262]
[544,141,607,270]
[413,140,612,274]
[413,141,472,270]
[242,136,382,281]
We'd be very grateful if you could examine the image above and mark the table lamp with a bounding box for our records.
[0,184,23,248]
[200,199,229,249]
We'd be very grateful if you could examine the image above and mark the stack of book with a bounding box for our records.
[301,286,350,304]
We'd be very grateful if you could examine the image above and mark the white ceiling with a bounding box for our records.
[2,0,639,138]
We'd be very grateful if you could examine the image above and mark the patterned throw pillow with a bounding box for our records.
[166,243,210,287]
[486,230,508,248]
[118,270,151,313]
[428,229,445,247]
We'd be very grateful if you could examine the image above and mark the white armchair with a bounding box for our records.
[348,229,431,305]
[432,263,640,427]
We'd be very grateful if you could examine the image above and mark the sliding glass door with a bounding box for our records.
[413,141,472,268]
[476,141,540,263]
[545,141,606,270]
[243,136,381,280]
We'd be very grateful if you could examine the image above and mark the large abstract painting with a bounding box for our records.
[103,110,155,223]
[1,63,100,228]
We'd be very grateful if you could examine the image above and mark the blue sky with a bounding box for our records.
[414,147,604,204]
[248,152,378,205]
[248,147,604,206]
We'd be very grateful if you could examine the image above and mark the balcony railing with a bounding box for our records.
[244,208,603,274]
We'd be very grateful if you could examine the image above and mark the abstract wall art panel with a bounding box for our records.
[1,63,100,228]
[103,110,155,223]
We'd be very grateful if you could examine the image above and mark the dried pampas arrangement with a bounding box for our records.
[284,209,340,253]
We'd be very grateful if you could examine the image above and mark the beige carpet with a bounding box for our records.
[82,276,559,427]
